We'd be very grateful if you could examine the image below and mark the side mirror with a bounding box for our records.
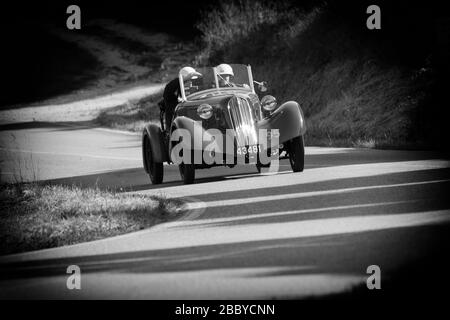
[258,81,268,92]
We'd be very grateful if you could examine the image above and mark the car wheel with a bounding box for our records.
[179,163,195,184]
[256,161,271,173]
[256,148,273,173]
[288,136,305,172]
[144,136,164,184]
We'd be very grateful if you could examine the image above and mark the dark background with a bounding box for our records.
[0,0,218,107]
[0,0,448,109]
[1,0,218,38]
[2,0,447,36]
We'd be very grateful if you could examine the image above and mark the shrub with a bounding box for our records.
[195,0,440,148]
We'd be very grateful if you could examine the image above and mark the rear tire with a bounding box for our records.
[144,136,164,184]
[288,136,305,172]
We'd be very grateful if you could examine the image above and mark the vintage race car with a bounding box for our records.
[142,64,306,184]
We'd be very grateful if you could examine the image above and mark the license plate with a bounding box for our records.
[236,145,261,155]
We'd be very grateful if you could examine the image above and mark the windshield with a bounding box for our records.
[180,64,253,100]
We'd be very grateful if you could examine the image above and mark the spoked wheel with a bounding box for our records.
[288,136,305,172]
[144,136,163,184]
[179,163,195,184]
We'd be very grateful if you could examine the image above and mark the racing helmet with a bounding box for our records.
[180,66,202,81]
[216,64,234,77]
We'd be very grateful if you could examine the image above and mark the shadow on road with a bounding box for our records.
[1,158,450,299]
[38,153,450,193]
[1,222,449,301]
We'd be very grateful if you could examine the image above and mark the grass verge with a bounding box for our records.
[0,183,183,255]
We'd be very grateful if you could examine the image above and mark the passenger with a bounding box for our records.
[162,66,202,129]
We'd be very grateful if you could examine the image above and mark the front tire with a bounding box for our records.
[288,136,305,172]
[256,160,271,173]
[179,163,195,184]
[256,148,271,173]
[144,136,164,184]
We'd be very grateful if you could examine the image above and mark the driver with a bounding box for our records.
[162,66,202,129]
[216,63,235,87]
[215,63,250,89]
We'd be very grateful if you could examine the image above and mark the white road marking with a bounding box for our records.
[143,160,450,198]
[175,197,208,222]
[185,179,450,210]
[181,200,421,225]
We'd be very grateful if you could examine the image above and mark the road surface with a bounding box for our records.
[0,121,449,299]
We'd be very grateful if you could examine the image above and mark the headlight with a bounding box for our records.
[261,95,277,112]
[197,104,213,119]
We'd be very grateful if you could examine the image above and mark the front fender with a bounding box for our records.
[142,124,168,170]
[171,116,229,163]
[256,101,306,144]
[172,116,216,151]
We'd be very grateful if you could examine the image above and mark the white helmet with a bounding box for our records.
[180,66,202,81]
[216,64,234,77]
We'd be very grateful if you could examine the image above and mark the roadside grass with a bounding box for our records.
[95,89,163,132]
[0,183,184,255]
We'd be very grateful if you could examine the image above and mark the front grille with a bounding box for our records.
[227,96,258,147]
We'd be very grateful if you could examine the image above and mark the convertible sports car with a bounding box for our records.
[142,64,306,184]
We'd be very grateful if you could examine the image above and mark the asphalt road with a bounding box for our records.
[1,122,450,299]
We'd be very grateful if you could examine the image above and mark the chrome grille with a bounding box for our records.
[228,96,258,147]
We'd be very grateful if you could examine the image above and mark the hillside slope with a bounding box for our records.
[2,19,197,109]
[196,0,449,149]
